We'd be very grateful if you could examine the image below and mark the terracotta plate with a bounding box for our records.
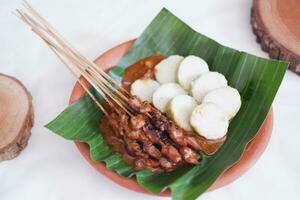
[70,40,273,196]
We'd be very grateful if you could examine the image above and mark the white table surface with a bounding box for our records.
[1,0,300,199]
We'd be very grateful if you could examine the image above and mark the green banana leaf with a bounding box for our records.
[46,8,288,200]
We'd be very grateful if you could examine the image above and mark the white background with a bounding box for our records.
[0,0,299,199]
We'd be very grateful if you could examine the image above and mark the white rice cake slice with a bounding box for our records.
[202,86,241,120]
[154,55,184,84]
[166,94,198,131]
[152,83,186,112]
[190,103,229,140]
[130,79,160,102]
[177,55,209,90]
[191,72,227,103]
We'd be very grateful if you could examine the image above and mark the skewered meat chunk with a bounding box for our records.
[167,124,187,146]
[150,111,169,131]
[123,138,145,157]
[180,147,200,164]
[144,158,160,168]
[126,130,141,140]
[159,157,173,172]
[143,124,161,143]
[161,145,182,163]
[185,135,202,151]
[130,114,147,130]
[139,101,153,113]
[143,124,173,145]
[134,158,148,171]
[143,144,161,159]
[134,157,160,171]
[128,96,152,113]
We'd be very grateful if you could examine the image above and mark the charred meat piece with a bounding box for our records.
[167,123,187,146]
[128,96,142,112]
[119,113,131,133]
[186,135,202,151]
[144,158,160,168]
[126,130,141,140]
[150,111,169,131]
[159,157,173,172]
[180,147,200,164]
[128,96,152,113]
[134,157,160,171]
[139,101,154,113]
[130,114,147,130]
[124,138,145,157]
[143,144,161,159]
[108,113,121,134]
[143,124,174,145]
[143,124,161,143]
[134,158,146,171]
[161,145,182,163]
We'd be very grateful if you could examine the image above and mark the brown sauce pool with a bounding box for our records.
[122,54,165,89]
[100,54,226,170]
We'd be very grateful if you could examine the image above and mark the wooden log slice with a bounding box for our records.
[251,0,300,75]
[0,73,34,161]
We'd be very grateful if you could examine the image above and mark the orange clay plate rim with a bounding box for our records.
[70,39,273,197]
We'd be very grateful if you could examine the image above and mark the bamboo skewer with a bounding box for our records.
[16,9,117,113]
[16,0,134,116]
[22,0,130,96]
[47,44,108,116]
[17,4,131,107]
